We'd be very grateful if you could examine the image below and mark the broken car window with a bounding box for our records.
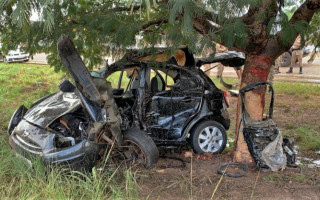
[150,69,165,92]
[162,67,199,91]
[106,71,123,89]
[106,67,140,91]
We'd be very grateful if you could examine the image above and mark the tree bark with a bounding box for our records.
[233,54,274,164]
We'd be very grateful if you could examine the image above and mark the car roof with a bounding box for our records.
[103,47,245,75]
[111,46,195,67]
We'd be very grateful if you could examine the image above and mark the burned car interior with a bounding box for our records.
[105,63,204,142]
[8,34,247,171]
[98,46,244,154]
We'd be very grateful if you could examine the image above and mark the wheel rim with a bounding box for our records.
[198,126,223,153]
[119,140,147,166]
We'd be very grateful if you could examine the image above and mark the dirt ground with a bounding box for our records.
[135,95,320,200]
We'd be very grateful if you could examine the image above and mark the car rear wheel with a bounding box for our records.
[120,128,159,168]
[190,120,227,154]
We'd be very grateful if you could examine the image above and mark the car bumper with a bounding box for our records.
[9,120,106,171]
[6,56,29,62]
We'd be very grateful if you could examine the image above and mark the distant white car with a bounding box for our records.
[3,49,29,63]
[0,43,30,63]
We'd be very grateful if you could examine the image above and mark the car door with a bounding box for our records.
[145,66,202,140]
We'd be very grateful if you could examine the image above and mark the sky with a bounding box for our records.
[30,9,40,21]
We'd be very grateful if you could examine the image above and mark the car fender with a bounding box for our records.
[8,105,28,135]
[180,99,230,140]
[180,100,213,140]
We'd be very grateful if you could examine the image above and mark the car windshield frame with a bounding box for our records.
[105,61,203,91]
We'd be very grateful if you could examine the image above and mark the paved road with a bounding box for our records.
[27,53,48,64]
[26,53,114,68]
[207,56,320,83]
[27,53,320,83]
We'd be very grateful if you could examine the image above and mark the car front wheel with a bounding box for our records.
[190,120,227,154]
[119,128,159,168]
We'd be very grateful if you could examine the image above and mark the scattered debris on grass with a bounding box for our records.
[296,157,320,168]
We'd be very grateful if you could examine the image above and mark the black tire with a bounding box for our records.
[122,128,159,168]
[281,52,291,67]
[190,120,227,154]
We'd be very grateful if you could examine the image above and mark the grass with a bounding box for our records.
[1,63,320,199]
[273,81,320,97]
[211,76,320,97]
[284,127,320,151]
[262,173,310,183]
[0,153,137,199]
[0,63,63,131]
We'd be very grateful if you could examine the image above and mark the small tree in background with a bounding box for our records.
[1,0,320,163]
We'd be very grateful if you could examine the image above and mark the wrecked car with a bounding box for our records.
[8,35,245,171]
[8,35,159,170]
[92,48,245,154]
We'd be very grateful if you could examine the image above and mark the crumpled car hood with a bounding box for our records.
[23,91,81,128]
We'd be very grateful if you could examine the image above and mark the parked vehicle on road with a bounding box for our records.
[3,49,29,63]
[0,44,30,63]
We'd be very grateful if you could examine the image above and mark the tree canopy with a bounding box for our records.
[1,0,319,71]
[1,0,320,163]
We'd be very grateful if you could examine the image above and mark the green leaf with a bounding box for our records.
[293,20,309,34]
[152,0,158,9]
[233,19,248,48]
[168,0,185,24]
[279,23,297,46]
[267,17,276,36]
[130,1,135,15]
[42,5,55,33]
[220,26,235,49]
[145,0,151,20]
[208,29,221,42]
[127,0,133,8]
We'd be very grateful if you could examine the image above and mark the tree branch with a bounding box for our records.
[269,0,320,57]
[140,19,168,31]
[290,0,320,23]
[109,5,141,12]
[193,13,252,52]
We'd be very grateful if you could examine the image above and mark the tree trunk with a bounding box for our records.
[233,54,274,164]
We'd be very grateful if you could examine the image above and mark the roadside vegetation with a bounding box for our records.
[0,63,319,199]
